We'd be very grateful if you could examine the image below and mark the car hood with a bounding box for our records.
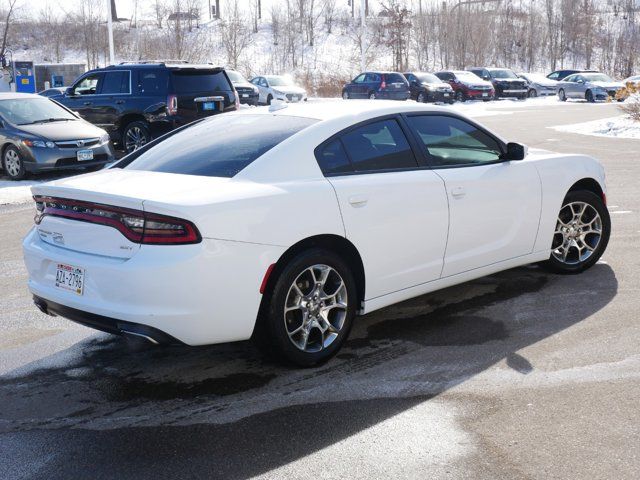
[233,81,257,90]
[426,82,453,90]
[589,81,624,89]
[272,86,306,95]
[17,120,106,141]
[462,79,493,88]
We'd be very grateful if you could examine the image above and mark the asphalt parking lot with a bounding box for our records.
[1,101,638,479]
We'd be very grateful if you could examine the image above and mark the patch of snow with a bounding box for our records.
[551,115,640,139]
[0,179,41,205]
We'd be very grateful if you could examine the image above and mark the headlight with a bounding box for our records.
[23,139,54,148]
[272,89,283,95]
[100,133,110,143]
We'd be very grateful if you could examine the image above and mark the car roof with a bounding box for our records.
[235,99,453,122]
[0,92,43,100]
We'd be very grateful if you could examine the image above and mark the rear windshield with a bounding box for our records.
[170,70,232,93]
[386,73,407,83]
[125,114,317,178]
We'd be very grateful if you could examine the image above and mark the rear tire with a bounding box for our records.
[254,249,357,367]
[267,94,273,105]
[368,91,377,100]
[122,121,151,153]
[2,145,27,180]
[559,89,567,102]
[542,190,610,274]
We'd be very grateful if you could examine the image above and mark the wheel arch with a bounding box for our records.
[568,178,605,203]
[259,234,366,312]
[117,113,147,133]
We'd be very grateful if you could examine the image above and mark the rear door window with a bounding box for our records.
[125,115,317,178]
[138,70,168,95]
[339,119,418,172]
[170,70,232,93]
[101,71,131,94]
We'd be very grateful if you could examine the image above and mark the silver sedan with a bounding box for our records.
[557,72,625,102]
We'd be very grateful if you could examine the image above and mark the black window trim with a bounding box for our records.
[400,111,509,170]
[313,113,430,177]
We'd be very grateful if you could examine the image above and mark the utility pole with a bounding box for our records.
[360,0,366,71]
[106,0,115,65]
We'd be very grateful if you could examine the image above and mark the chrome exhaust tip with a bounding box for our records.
[120,329,160,345]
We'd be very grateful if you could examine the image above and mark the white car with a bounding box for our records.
[623,75,640,86]
[23,101,610,366]
[250,75,308,105]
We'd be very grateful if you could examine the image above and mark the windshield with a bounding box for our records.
[583,73,614,82]
[266,76,294,87]
[417,73,441,84]
[125,114,317,178]
[0,97,76,125]
[226,70,246,83]
[489,69,518,79]
[456,71,483,82]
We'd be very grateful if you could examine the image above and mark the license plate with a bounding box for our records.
[202,102,216,111]
[55,263,85,295]
[444,93,450,97]
[77,149,93,161]
[482,93,488,97]
[242,94,249,98]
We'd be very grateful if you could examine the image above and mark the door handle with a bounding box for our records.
[451,186,466,198]
[83,102,92,106]
[115,100,124,105]
[348,195,368,207]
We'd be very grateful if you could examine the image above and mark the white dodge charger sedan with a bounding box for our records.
[23,101,610,366]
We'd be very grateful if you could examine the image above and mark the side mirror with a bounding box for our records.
[65,87,76,97]
[503,142,527,161]
[483,75,491,81]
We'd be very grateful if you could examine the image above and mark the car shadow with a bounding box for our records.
[0,264,618,479]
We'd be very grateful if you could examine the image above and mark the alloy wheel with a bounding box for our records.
[124,126,148,152]
[342,91,349,100]
[417,92,425,103]
[551,201,603,265]
[4,149,21,177]
[283,264,348,353]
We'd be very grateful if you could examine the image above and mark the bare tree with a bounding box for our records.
[220,0,252,68]
[0,0,18,59]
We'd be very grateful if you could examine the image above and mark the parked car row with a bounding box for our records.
[342,67,634,104]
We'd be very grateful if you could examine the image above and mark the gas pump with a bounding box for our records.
[14,61,36,93]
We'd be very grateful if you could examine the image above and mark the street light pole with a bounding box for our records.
[360,0,366,71]
[107,0,115,65]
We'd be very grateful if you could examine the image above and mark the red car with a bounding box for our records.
[435,70,494,102]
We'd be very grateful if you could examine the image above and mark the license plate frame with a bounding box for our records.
[54,263,85,296]
[77,149,94,161]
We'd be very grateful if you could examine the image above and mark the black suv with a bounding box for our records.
[468,67,528,99]
[54,62,238,152]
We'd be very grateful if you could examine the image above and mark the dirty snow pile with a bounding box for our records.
[551,115,640,139]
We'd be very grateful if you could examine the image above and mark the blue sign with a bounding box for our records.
[14,61,35,93]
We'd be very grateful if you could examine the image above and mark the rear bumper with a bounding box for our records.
[377,90,410,100]
[33,295,183,345]
[23,227,286,345]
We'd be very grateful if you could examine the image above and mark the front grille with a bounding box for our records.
[55,138,101,149]
[55,154,108,167]
[235,87,255,95]
[286,93,301,101]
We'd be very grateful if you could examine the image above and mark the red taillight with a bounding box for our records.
[234,89,240,110]
[34,196,201,245]
[380,76,387,90]
[167,94,178,115]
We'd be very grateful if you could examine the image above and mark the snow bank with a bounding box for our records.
[0,179,41,205]
[551,115,640,139]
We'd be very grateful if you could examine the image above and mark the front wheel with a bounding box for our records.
[368,91,377,100]
[342,91,349,100]
[455,90,465,102]
[542,190,610,274]
[558,89,567,102]
[586,90,595,103]
[255,249,357,366]
[417,91,426,103]
[528,89,537,98]
[2,145,27,180]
